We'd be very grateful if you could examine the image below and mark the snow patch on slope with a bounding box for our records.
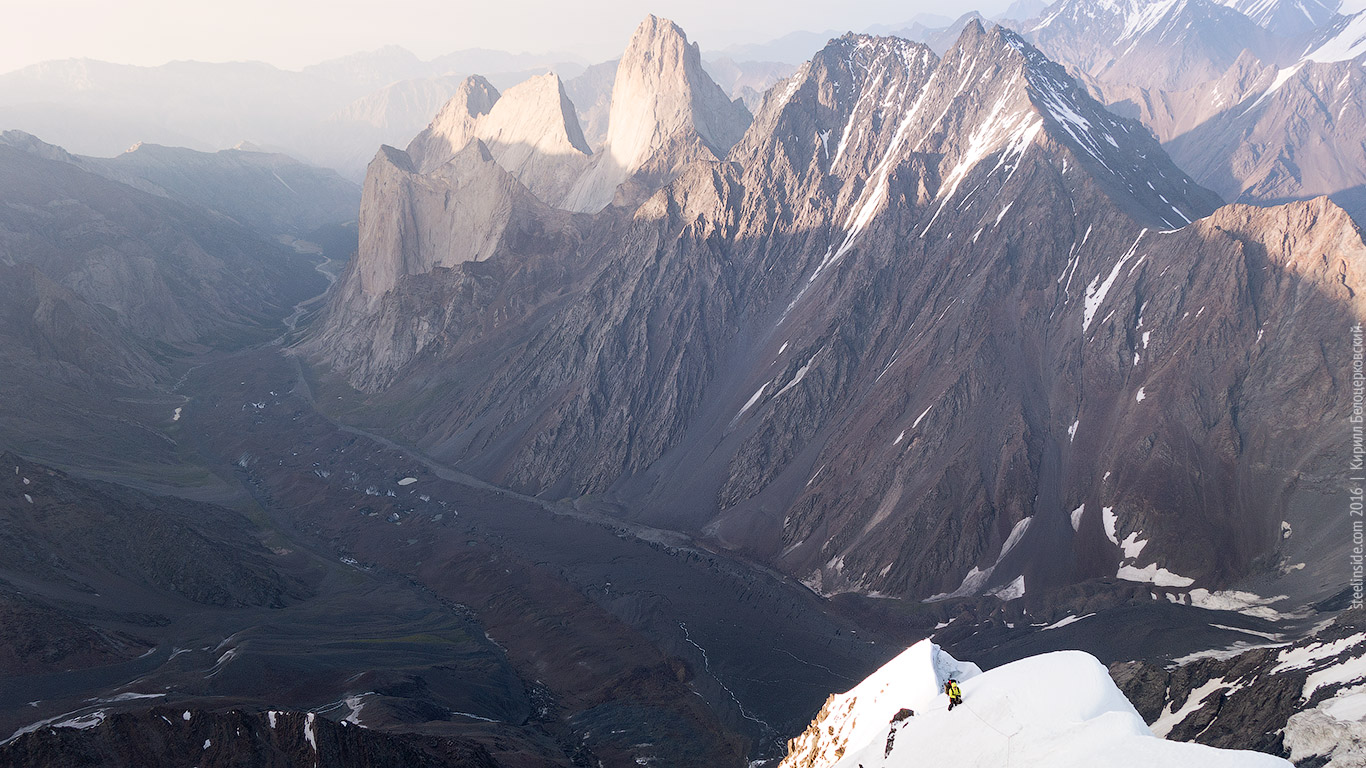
[1272,634,1366,674]
[1118,563,1195,587]
[1084,230,1146,333]
[1150,677,1237,737]
[1102,506,1119,544]
[1188,589,1297,620]
[926,517,1032,601]
[1304,11,1366,64]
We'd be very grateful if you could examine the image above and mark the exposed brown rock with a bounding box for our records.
[306,21,1362,613]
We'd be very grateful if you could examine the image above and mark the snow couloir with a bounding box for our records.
[780,639,1291,768]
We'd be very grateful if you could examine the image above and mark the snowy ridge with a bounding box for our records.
[1032,0,1184,40]
[804,35,937,274]
[1237,7,1366,114]
[920,69,1044,235]
[1032,0,1285,43]
[1011,30,1199,227]
[1302,10,1366,64]
[1117,0,1188,45]
[800,23,1202,293]
[1222,0,1339,32]
[827,37,934,167]
[1242,63,1306,113]
[780,640,1293,768]
[780,640,982,768]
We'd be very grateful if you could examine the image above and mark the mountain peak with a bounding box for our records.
[959,14,989,41]
[607,14,750,170]
[631,13,687,44]
[561,15,751,212]
[405,75,500,172]
[451,74,500,119]
[353,137,551,300]
[401,69,592,206]
[945,21,1221,227]
[0,130,82,165]
[374,143,415,174]
[471,71,593,204]
[729,31,938,207]
[481,71,591,158]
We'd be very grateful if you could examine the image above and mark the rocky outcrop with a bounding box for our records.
[605,14,750,174]
[562,15,753,212]
[475,73,593,205]
[403,74,500,172]
[310,139,581,388]
[354,142,521,297]
[406,72,592,207]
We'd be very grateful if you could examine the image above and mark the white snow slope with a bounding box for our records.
[782,639,1292,768]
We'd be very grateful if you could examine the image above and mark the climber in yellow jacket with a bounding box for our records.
[945,678,963,710]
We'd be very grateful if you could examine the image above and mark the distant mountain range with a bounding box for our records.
[0,45,791,180]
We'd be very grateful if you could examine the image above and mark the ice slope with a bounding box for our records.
[783,640,1292,768]
[782,639,982,767]
[1303,10,1366,63]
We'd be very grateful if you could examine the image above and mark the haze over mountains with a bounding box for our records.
[0,43,787,181]
[3,1,1366,766]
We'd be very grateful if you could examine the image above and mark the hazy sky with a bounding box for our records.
[0,0,1018,74]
